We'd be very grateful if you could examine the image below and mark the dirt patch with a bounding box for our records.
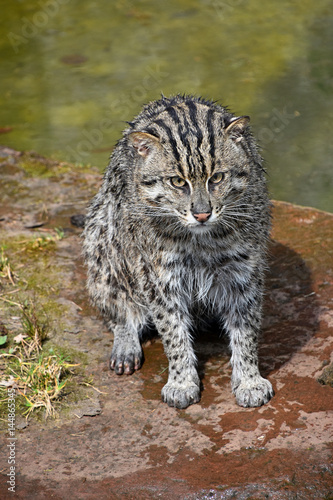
[0,148,332,499]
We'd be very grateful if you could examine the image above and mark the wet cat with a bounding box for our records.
[83,95,274,409]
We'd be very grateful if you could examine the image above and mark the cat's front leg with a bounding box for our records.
[228,324,274,407]
[225,296,274,407]
[153,310,200,409]
[109,323,143,375]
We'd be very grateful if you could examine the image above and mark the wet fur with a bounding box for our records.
[83,95,274,409]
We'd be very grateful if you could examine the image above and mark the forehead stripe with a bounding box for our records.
[164,106,195,177]
[153,119,186,178]
[206,108,216,169]
[186,101,207,177]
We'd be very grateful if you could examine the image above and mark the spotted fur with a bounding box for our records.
[83,95,274,409]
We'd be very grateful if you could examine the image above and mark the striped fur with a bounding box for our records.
[83,95,274,409]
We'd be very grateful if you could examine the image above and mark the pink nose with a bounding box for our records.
[193,212,211,223]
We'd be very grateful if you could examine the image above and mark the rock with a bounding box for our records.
[0,149,332,499]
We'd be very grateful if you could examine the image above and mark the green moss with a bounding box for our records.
[0,235,67,330]
[18,160,56,178]
[16,152,99,179]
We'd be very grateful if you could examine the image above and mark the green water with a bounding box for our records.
[1,0,332,212]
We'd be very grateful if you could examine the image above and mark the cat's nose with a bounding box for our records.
[193,212,212,223]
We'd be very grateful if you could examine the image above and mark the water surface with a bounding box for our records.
[0,0,332,211]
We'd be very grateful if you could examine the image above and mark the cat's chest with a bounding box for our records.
[152,243,253,297]
[154,247,224,289]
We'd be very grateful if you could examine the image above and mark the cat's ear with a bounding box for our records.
[128,132,160,158]
[225,116,250,142]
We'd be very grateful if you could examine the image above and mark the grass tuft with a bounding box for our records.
[0,299,79,419]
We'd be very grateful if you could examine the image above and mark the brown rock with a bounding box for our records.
[0,150,332,499]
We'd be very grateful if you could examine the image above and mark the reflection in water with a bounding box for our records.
[0,0,332,212]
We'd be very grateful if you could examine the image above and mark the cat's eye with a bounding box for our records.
[209,172,224,184]
[171,176,187,189]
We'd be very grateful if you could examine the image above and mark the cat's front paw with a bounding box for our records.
[161,382,201,409]
[233,376,274,407]
[110,343,143,375]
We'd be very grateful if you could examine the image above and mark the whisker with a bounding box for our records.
[223,213,252,219]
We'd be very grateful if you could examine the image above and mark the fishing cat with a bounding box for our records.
[83,95,274,409]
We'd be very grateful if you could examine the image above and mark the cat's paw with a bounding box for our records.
[110,343,143,375]
[233,376,274,407]
[161,382,201,409]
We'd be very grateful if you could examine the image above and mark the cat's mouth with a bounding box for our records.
[183,211,218,232]
[186,221,213,233]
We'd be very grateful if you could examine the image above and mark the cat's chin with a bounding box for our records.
[187,223,212,234]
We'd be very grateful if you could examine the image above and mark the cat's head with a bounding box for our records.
[124,100,263,235]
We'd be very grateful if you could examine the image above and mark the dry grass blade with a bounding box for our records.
[0,247,16,285]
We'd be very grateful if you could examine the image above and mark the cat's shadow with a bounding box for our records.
[260,240,319,375]
[142,240,319,381]
[194,240,319,380]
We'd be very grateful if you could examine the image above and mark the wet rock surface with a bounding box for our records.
[0,148,332,499]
